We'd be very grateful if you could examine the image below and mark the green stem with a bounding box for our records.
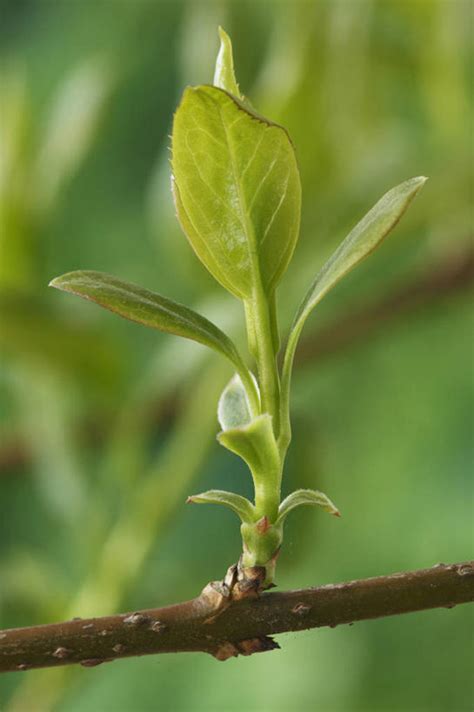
[252,458,282,522]
[278,320,303,457]
[244,285,281,433]
[240,518,283,583]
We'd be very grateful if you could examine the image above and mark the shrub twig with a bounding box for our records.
[1,561,472,672]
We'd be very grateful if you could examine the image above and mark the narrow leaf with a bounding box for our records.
[280,176,427,449]
[49,270,249,380]
[277,489,340,525]
[213,27,242,99]
[218,373,254,431]
[187,489,255,523]
[293,177,427,329]
[172,85,301,300]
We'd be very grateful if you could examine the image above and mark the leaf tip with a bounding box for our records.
[49,270,87,291]
[403,175,428,198]
[213,25,241,99]
[48,275,66,290]
[217,25,229,42]
[413,175,429,189]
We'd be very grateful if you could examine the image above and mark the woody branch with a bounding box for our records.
[1,561,472,673]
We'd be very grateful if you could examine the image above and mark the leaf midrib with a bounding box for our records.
[217,98,263,298]
[57,272,235,358]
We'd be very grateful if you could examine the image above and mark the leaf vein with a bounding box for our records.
[260,169,291,248]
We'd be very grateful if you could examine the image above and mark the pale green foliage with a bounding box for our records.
[218,414,281,524]
[217,414,279,480]
[187,489,255,523]
[279,176,428,447]
[49,270,258,411]
[50,270,238,360]
[213,27,242,100]
[217,374,253,431]
[277,489,340,525]
[171,85,301,300]
[50,29,425,584]
[293,177,427,329]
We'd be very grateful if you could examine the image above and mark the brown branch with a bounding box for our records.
[1,561,472,673]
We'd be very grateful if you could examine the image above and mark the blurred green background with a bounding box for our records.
[0,0,472,710]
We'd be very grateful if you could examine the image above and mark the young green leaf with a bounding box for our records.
[49,270,259,411]
[218,414,280,476]
[218,413,282,520]
[294,177,427,329]
[213,27,242,100]
[280,176,427,450]
[187,489,255,523]
[171,85,301,301]
[277,489,340,526]
[218,373,255,431]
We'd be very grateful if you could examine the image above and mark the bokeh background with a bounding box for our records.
[0,0,472,710]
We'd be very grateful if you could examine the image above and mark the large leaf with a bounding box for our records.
[49,270,257,407]
[280,176,427,447]
[187,489,255,523]
[171,85,301,300]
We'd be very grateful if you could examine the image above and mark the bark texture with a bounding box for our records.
[1,561,472,673]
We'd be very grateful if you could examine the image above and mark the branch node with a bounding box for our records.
[256,516,270,534]
[122,613,150,627]
[212,642,240,661]
[456,564,474,577]
[199,581,232,624]
[291,603,311,617]
[232,563,267,600]
[52,647,72,660]
[79,658,111,667]
[212,636,280,661]
[149,620,168,633]
[237,636,280,656]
